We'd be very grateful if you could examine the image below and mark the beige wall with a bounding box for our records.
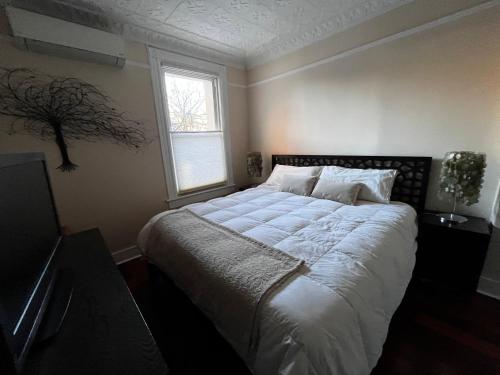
[0,36,249,252]
[248,5,500,219]
[247,0,490,83]
[1,1,498,293]
[247,4,500,294]
[226,67,249,187]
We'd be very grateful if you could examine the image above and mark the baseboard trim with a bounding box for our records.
[112,245,142,265]
[477,276,500,300]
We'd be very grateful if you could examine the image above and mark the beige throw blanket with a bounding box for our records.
[143,209,304,361]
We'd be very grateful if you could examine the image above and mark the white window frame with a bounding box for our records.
[149,48,234,208]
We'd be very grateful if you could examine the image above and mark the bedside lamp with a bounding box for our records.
[247,152,263,178]
[437,151,486,224]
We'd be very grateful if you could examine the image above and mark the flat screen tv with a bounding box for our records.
[0,153,72,373]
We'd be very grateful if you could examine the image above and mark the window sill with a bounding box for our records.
[166,184,236,208]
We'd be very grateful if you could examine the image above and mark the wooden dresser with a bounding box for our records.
[21,229,169,375]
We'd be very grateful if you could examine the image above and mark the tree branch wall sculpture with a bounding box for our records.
[0,68,147,171]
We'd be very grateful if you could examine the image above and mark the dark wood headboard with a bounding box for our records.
[272,154,432,213]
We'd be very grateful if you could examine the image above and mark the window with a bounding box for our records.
[164,69,226,193]
[149,49,233,207]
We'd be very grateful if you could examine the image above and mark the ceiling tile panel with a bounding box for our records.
[14,0,414,67]
[182,0,216,16]
[214,0,285,33]
[136,0,182,22]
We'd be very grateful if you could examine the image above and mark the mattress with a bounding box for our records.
[139,185,418,375]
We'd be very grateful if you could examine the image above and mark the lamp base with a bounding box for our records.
[436,213,468,224]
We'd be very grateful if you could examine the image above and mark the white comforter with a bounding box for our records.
[140,185,417,375]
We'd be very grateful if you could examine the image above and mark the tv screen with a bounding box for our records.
[0,153,62,368]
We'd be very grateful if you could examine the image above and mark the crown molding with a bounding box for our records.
[246,0,414,68]
[123,23,245,70]
[1,0,412,70]
[247,0,500,87]
[5,0,491,73]
[0,0,246,70]
[228,82,247,89]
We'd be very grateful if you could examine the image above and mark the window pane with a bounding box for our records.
[171,132,227,193]
[164,72,217,132]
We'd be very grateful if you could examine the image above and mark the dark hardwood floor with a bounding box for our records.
[119,258,500,375]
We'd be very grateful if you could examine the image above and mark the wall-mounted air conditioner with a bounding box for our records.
[6,6,126,68]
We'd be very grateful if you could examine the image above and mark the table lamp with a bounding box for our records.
[437,151,486,223]
[247,151,262,177]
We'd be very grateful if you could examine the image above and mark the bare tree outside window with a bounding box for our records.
[164,74,216,132]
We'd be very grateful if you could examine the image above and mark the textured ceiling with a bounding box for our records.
[1,0,413,67]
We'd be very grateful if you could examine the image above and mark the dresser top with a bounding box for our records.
[22,229,168,375]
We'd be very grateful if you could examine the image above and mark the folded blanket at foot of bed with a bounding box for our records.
[139,209,304,361]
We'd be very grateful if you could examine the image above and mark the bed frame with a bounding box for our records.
[272,154,432,214]
[146,154,432,372]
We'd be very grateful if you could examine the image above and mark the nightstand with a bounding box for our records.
[415,211,492,292]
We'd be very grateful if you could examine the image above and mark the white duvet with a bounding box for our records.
[140,185,418,375]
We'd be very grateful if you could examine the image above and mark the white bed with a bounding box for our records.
[139,184,418,375]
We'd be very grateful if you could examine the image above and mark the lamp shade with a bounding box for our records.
[247,152,262,177]
[438,151,486,206]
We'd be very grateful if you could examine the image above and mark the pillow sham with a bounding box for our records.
[319,166,398,204]
[279,174,318,196]
[265,164,323,187]
[311,180,361,205]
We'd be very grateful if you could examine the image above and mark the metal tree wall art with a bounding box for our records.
[0,68,147,171]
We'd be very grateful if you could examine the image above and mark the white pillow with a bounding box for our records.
[265,164,323,187]
[319,166,398,204]
[279,174,318,196]
[311,180,361,205]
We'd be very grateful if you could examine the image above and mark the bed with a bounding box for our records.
[138,154,432,375]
